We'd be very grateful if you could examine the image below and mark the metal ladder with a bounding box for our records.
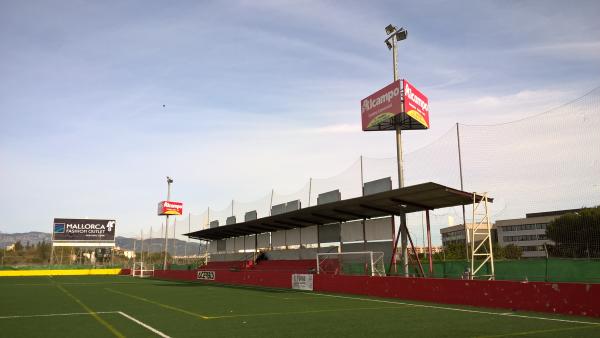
[470,193,495,280]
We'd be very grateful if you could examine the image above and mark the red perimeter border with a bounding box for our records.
[153,270,600,318]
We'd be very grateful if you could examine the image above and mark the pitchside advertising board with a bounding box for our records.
[157,201,183,216]
[361,79,429,131]
[53,218,116,242]
[292,274,313,291]
[197,271,216,280]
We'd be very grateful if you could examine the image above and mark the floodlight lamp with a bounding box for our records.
[385,24,397,35]
[395,28,408,41]
[385,39,393,50]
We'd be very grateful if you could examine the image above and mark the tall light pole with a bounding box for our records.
[385,24,410,276]
[163,176,173,270]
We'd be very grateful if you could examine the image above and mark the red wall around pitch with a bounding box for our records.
[153,270,600,318]
[314,274,600,317]
[154,269,292,288]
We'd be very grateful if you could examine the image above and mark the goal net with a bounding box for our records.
[316,251,386,277]
[132,262,154,278]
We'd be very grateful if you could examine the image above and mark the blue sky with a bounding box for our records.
[1,0,599,237]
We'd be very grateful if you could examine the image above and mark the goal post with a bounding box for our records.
[132,262,155,278]
[316,251,386,277]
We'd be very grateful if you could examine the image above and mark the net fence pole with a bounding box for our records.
[173,218,177,263]
[269,189,274,251]
[132,238,136,274]
[148,226,152,262]
[140,229,144,268]
[185,213,190,263]
[457,122,469,262]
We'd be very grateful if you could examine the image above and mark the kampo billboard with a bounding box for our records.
[361,80,403,131]
[361,79,429,131]
[53,218,116,241]
[403,80,429,129]
[158,201,183,216]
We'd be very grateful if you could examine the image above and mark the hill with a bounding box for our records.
[0,231,204,256]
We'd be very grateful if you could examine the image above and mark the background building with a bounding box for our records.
[440,224,497,248]
[495,209,582,258]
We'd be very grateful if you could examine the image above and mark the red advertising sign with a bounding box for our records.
[361,79,429,131]
[403,80,430,129]
[361,80,402,131]
[157,201,183,216]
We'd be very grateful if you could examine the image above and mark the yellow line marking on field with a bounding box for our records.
[0,311,118,319]
[105,288,210,320]
[55,284,126,338]
[0,268,122,277]
[205,306,404,320]
[475,324,600,337]
[9,281,139,286]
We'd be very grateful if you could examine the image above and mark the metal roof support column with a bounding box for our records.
[338,222,342,254]
[426,210,433,276]
[254,234,258,262]
[389,216,400,275]
[407,228,425,277]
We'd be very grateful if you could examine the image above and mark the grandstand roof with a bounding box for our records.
[184,182,492,241]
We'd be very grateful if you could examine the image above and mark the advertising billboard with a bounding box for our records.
[361,79,429,131]
[403,80,430,129]
[158,201,183,216]
[361,80,402,131]
[53,218,116,241]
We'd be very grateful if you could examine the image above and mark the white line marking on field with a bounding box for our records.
[0,311,117,319]
[0,311,170,337]
[117,312,171,338]
[311,293,600,326]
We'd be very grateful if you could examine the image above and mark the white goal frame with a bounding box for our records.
[316,251,386,277]
[132,262,155,278]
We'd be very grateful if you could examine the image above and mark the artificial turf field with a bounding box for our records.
[1,275,599,338]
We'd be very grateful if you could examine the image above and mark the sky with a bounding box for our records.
[1,0,599,238]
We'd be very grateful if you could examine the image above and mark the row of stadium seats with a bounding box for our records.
[198,259,317,273]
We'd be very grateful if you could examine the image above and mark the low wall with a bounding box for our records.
[315,274,599,317]
[154,269,291,288]
[0,268,124,277]
[153,269,600,318]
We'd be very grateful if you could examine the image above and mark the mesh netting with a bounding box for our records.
[176,86,600,259]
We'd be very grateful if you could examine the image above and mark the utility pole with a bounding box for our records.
[385,24,409,276]
[163,176,173,270]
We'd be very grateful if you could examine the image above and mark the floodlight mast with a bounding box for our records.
[385,24,410,277]
[163,176,173,270]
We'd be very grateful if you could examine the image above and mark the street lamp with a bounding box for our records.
[163,176,173,270]
[385,24,410,276]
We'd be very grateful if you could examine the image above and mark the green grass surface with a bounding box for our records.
[1,276,599,338]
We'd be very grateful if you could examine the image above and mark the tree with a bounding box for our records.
[36,240,51,262]
[14,241,23,252]
[442,242,467,260]
[546,206,600,258]
[502,244,523,259]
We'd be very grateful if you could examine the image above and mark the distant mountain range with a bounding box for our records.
[0,231,204,255]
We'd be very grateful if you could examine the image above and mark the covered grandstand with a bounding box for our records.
[185,181,492,276]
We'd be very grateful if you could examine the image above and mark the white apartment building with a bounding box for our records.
[495,209,581,258]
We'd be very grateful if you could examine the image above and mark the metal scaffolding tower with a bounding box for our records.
[470,193,495,280]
